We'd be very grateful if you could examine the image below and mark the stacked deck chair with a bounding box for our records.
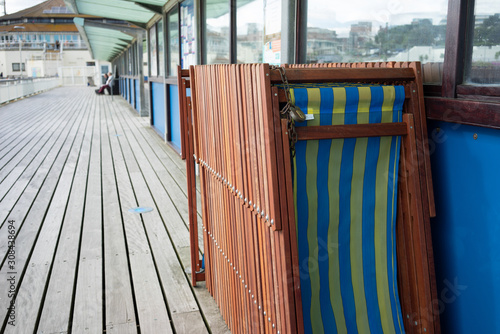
[178,62,439,334]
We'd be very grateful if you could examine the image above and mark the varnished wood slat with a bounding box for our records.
[270,67,416,83]
[295,122,408,140]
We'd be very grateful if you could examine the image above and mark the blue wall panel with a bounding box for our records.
[130,79,135,108]
[151,82,165,137]
[169,85,181,151]
[127,79,131,104]
[428,120,500,334]
[135,79,141,112]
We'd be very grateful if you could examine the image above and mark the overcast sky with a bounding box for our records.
[5,0,500,36]
[5,0,45,15]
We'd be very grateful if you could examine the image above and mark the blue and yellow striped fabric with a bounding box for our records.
[291,84,405,334]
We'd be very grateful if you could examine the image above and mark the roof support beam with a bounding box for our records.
[74,21,94,58]
[74,17,145,36]
[134,2,163,14]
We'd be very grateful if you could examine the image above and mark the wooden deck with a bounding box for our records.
[0,87,230,334]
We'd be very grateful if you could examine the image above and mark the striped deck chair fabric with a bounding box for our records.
[290,83,406,334]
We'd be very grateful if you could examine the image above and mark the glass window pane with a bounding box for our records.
[237,0,264,63]
[205,0,230,64]
[466,0,500,84]
[143,38,148,76]
[306,0,448,83]
[150,24,158,76]
[158,20,165,76]
[168,7,179,76]
[181,0,197,68]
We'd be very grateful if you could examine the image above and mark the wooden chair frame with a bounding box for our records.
[179,61,439,334]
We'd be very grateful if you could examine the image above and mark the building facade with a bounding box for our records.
[0,0,109,80]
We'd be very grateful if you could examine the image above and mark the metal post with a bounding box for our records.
[19,40,23,77]
[281,0,297,64]
[137,32,148,117]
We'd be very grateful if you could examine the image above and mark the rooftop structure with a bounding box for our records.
[0,0,108,79]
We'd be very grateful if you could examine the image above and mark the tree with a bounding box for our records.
[474,14,500,47]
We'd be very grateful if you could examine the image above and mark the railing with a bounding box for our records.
[0,40,87,50]
[0,77,60,104]
[59,66,97,86]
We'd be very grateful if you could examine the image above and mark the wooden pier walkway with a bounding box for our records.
[0,87,229,334]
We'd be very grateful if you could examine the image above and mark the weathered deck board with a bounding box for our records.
[71,95,104,334]
[0,87,228,333]
[2,91,91,334]
[101,96,138,332]
[36,98,94,333]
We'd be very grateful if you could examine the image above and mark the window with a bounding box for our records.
[304,0,448,83]
[465,0,500,84]
[237,0,264,63]
[181,0,196,68]
[150,24,158,76]
[204,0,230,64]
[158,20,165,76]
[168,7,179,76]
[12,63,25,71]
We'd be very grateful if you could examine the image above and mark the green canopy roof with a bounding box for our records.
[66,0,168,61]
[66,0,253,62]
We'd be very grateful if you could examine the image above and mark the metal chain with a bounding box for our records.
[270,65,300,157]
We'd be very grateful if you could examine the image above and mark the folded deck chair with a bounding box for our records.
[292,83,405,333]
[181,63,439,334]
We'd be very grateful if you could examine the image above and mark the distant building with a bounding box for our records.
[349,21,372,51]
[237,23,263,63]
[306,27,342,63]
[0,0,108,79]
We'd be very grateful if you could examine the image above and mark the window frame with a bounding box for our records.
[296,0,500,129]
[12,63,25,72]
[166,4,180,78]
[201,0,236,64]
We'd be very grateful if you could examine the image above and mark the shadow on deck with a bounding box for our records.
[0,87,229,334]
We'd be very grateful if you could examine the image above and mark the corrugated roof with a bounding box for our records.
[66,0,166,61]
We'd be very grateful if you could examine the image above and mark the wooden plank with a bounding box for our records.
[184,94,201,286]
[115,95,205,253]
[425,96,500,129]
[295,122,408,140]
[0,93,59,143]
[0,91,76,174]
[2,98,89,334]
[106,106,173,334]
[115,98,205,263]
[0,90,90,332]
[0,102,59,154]
[269,67,416,83]
[71,94,104,333]
[101,96,137,331]
[36,97,95,333]
[0,101,74,198]
[107,101,201,333]
[0,86,229,333]
[0,89,87,258]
